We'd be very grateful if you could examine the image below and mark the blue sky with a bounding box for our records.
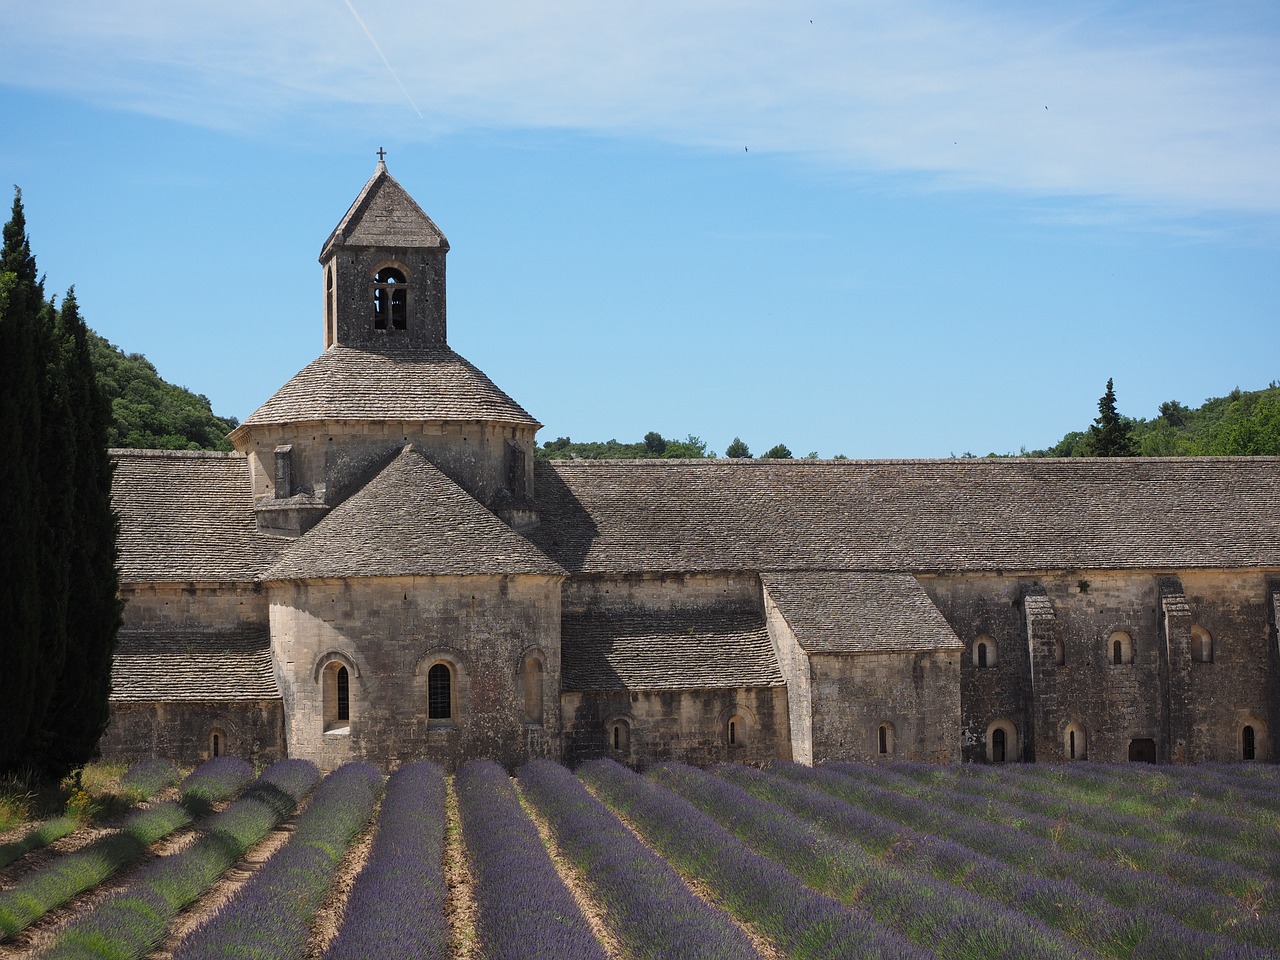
[1,0,1277,458]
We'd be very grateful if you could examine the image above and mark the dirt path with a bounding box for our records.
[443,779,480,960]
[516,784,624,960]
[304,805,379,959]
[146,819,298,960]
[0,825,204,959]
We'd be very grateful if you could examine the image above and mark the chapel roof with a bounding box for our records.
[261,445,565,581]
[111,449,284,583]
[110,629,279,702]
[762,571,963,654]
[561,608,784,691]
[232,345,540,436]
[530,456,1280,575]
[320,161,448,261]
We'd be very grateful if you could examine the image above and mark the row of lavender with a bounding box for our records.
[0,757,254,939]
[8,757,1278,960]
[718,763,1278,959]
[823,762,1279,910]
[0,759,181,872]
[880,760,1280,881]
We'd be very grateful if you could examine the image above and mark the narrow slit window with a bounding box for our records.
[336,666,349,722]
[1242,725,1256,761]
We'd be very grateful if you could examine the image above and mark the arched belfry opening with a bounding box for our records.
[372,266,408,330]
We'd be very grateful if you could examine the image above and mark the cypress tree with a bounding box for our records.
[1088,377,1138,457]
[0,188,52,774]
[42,288,122,775]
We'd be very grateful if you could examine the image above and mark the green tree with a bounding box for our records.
[725,437,752,458]
[0,192,120,778]
[41,289,122,774]
[643,431,666,455]
[0,187,49,774]
[762,443,793,459]
[1087,378,1137,457]
[0,188,79,775]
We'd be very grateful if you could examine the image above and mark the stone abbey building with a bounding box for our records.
[103,162,1280,770]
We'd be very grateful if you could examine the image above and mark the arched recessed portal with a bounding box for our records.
[1063,722,1087,761]
[986,719,1018,763]
[878,722,896,756]
[1191,626,1214,663]
[974,635,998,668]
[1109,631,1134,665]
[609,717,631,754]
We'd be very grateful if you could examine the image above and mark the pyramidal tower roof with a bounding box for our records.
[320,160,448,261]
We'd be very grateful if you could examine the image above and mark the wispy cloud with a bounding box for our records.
[339,0,423,120]
[3,0,1278,215]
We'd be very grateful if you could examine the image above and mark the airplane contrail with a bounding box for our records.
[341,0,425,120]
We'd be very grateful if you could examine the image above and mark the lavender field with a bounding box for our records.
[2,759,1278,960]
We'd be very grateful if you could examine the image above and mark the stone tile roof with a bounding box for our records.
[262,445,565,581]
[320,162,447,260]
[762,572,962,654]
[111,450,284,583]
[531,457,1280,574]
[561,609,784,691]
[234,345,540,433]
[110,630,279,702]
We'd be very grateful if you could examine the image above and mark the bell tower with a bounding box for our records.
[319,156,449,350]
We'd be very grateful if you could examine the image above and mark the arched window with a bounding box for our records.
[1191,626,1213,663]
[1109,631,1133,665]
[727,714,749,747]
[323,661,351,733]
[210,728,226,758]
[1063,722,1087,761]
[522,653,544,725]
[372,266,408,330]
[1242,725,1256,761]
[1054,638,1066,667]
[878,722,895,756]
[973,634,998,668]
[609,718,630,753]
[427,663,452,721]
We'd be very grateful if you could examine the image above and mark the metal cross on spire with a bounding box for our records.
[377,147,387,162]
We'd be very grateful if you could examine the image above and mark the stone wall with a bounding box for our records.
[925,570,1278,764]
[268,573,561,771]
[120,583,268,632]
[922,574,1034,763]
[807,651,960,763]
[241,419,536,515]
[561,686,790,767]
[101,701,284,767]
[561,571,763,615]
